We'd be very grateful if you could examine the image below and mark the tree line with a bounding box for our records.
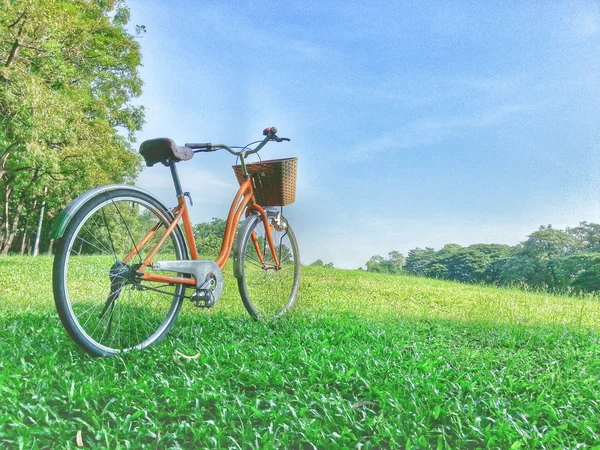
[0,0,144,256]
[366,222,600,293]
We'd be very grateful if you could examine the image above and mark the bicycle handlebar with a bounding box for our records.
[185,126,289,157]
[185,143,213,151]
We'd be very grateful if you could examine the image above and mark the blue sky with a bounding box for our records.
[128,0,600,268]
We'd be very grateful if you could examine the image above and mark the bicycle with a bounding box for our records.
[50,127,300,357]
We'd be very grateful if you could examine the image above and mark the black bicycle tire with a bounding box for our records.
[236,212,301,319]
[52,188,188,357]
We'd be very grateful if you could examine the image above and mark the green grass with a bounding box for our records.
[1,256,600,448]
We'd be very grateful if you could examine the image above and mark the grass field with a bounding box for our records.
[1,256,600,448]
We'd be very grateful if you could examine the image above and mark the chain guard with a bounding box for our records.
[152,260,223,303]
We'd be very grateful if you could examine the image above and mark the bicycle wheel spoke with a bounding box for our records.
[79,224,113,256]
[108,307,122,348]
[100,299,117,343]
[245,255,264,269]
[107,193,143,263]
[100,207,120,261]
[86,215,117,257]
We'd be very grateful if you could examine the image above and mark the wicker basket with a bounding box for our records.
[232,157,298,206]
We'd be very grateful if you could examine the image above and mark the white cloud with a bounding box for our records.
[189,4,326,62]
[565,2,600,40]
[348,103,536,160]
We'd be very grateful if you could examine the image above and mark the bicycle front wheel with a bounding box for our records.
[53,188,187,357]
[236,212,300,320]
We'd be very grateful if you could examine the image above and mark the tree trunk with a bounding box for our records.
[47,239,54,256]
[0,198,24,255]
[32,187,47,257]
[0,151,10,183]
[19,225,28,254]
[2,183,12,247]
[4,15,26,69]
[0,168,40,254]
[19,199,37,255]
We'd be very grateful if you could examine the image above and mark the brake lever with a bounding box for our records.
[272,136,291,142]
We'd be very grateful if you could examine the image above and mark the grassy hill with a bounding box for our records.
[1,256,599,448]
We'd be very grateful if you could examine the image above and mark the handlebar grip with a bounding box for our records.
[263,127,278,136]
[185,143,212,151]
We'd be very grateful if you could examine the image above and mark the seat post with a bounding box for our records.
[169,160,184,197]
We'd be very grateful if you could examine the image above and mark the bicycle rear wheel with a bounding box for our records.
[53,188,187,357]
[235,212,300,320]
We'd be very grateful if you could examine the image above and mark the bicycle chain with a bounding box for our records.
[133,283,192,301]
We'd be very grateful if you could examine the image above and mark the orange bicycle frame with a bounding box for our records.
[122,176,280,287]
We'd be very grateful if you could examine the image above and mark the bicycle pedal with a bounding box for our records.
[190,289,216,308]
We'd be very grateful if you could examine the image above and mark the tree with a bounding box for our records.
[498,255,544,287]
[497,226,582,289]
[567,222,600,252]
[405,247,436,276]
[366,254,384,272]
[0,0,145,254]
[553,253,600,291]
[571,264,600,293]
[309,259,334,268]
[365,251,404,274]
[194,218,226,256]
[442,248,488,282]
[387,251,405,273]
[442,244,514,283]
[406,243,514,283]
[521,225,581,260]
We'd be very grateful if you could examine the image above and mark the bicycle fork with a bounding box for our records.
[251,213,286,270]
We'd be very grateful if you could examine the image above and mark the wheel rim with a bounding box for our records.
[62,195,184,354]
[242,217,299,319]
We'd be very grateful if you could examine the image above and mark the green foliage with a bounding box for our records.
[497,254,543,286]
[567,221,600,252]
[193,217,226,256]
[503,226,600,291]
[254,235,292,265]
[193,218,293,264]
[365,254,383,271]
[521,225,581,260]
[2,257,600,447]
[404,247,435,275]
[571,264,600,292]
[309,259,334,268]
[0,0,145,254]
[551,253,600,289]
[365,251,404,274]
[382,223,600,294]
[403,243,515,283]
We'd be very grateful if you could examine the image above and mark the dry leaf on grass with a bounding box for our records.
[350,401,379,409]
[76,430,84,447]
[173,350,201,364]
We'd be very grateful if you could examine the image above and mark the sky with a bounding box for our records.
[128,0,600,269]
